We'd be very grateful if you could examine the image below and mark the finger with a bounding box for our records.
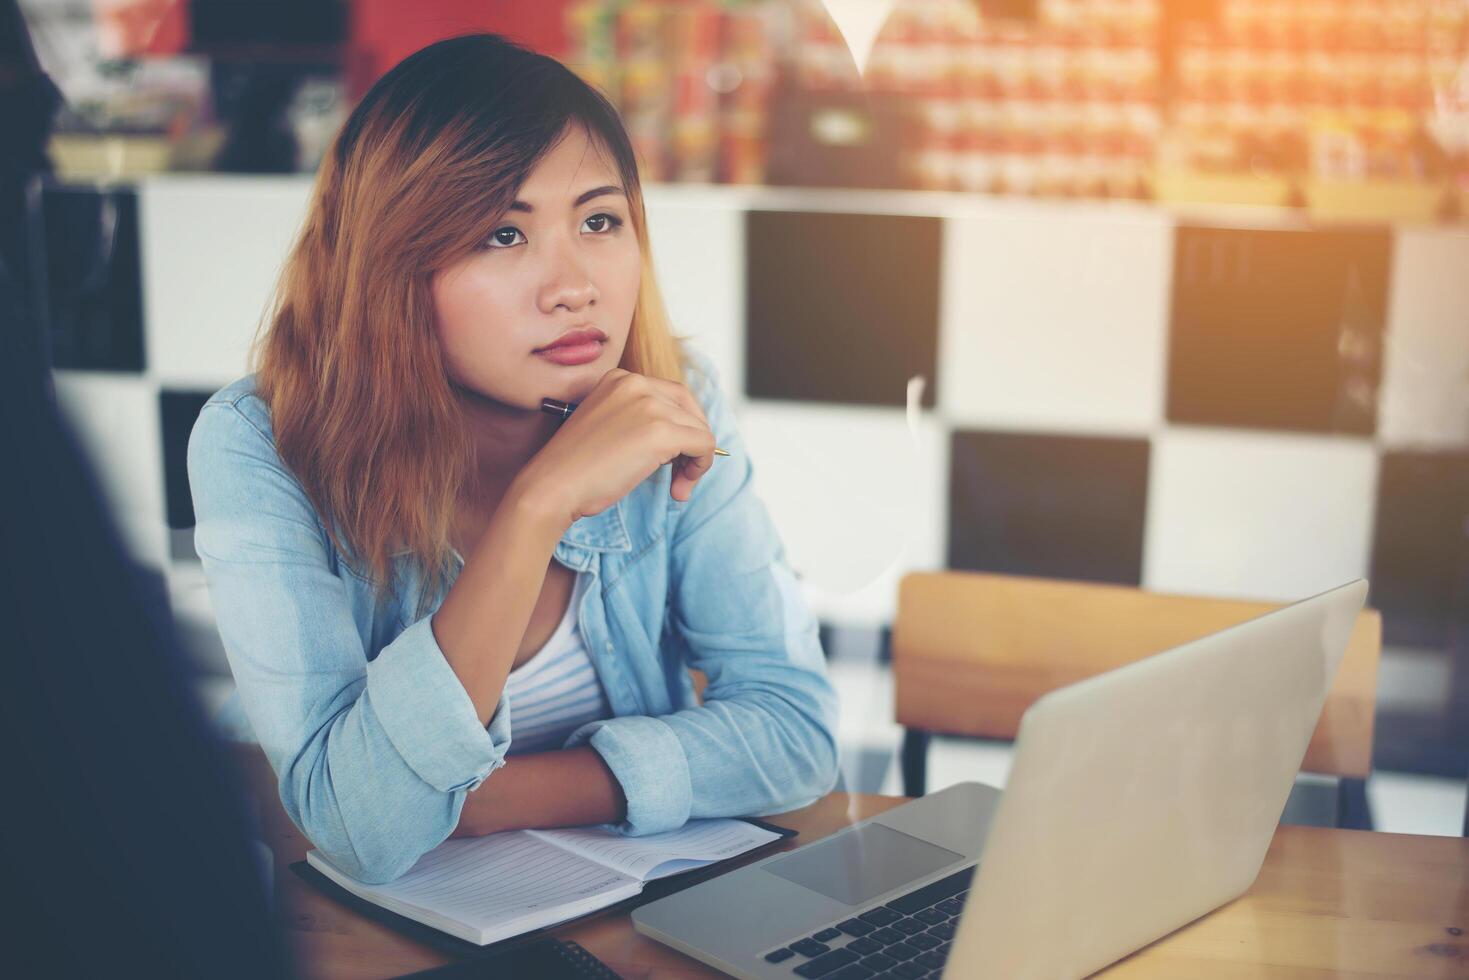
[671,469,696,503]
[643,377,711,430]
[653,420,716,461]
[634,391,709,442]
[653,421,715,500]
[670,451,714,502]
[670,455,710,501]
[641,381,718,486]
[679,449,714,483]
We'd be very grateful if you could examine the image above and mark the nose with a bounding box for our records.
[536,236,599,314]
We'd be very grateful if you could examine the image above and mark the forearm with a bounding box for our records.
[452,746,627,837]
[430,482,566,725]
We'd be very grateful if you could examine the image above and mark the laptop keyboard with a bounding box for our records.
[760,866,974,979]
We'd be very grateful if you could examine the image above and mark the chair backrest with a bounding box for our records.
[892,571,1381,778]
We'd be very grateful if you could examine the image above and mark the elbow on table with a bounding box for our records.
[804,729,843,800]
[756,742,841,819]
[283,775,429,886]
[296,809,423,885]
[769,714,842,813]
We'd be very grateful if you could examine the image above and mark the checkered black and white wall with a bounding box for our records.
[46,178,1469,711]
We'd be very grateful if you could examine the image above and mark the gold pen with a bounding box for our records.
[540,398,730,456]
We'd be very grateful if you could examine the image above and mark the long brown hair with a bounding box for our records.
[252,33,690,610]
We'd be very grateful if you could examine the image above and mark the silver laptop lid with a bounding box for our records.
[947,579,1368,979]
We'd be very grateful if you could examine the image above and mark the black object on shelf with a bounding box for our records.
[30,181,145,372]
[190,0,347,50]
[191,0,345,173]
[764,78,916,191]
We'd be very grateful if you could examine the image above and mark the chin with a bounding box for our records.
[544,377,598,405]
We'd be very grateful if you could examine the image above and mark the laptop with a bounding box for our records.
[632,579,1368,979]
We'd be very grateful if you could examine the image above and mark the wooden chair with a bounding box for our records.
[892,571,1382,829]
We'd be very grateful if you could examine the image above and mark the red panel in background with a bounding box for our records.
[349,0,573,98]
[93,0,189,57]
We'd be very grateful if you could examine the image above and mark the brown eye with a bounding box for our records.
[583,213,623,234]
[487,227,524,249]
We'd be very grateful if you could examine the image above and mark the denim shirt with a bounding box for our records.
[186,350,840,884]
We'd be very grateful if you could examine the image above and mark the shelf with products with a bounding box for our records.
[1163,0,1468,214]
[562,0,1466,220]
[812,0,1164,198]
[565,0,782,184]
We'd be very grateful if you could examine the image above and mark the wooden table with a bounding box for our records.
[245,757,1469,978]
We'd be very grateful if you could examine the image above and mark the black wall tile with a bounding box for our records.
[160,390,214,530]
[36,184,145,372]
[948,430,1150,585]
[1369,450,1469,648]
[745,210,939,408]
[1167,226,1389,435]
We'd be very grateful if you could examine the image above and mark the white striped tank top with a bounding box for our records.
[500,570,612,755]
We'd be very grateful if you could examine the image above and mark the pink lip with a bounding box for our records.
[534,326,607,366]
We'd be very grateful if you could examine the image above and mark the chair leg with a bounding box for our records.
[1335,777,1373,831]
[901,727,930,798]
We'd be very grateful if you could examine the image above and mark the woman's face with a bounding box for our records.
[432,125,641,411]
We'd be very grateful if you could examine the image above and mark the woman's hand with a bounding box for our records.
[516,369,717,529]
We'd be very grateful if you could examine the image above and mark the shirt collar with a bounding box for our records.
[558,498,633,555]
[399,497,634,576]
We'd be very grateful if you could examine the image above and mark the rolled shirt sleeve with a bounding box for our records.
[188,397,510,884]
[365,615,512,793]
[567,715,692,834]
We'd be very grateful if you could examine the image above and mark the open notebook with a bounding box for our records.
[305,817,786,946]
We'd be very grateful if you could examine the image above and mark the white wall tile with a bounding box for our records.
[643,189,745,402]
[140,175,313,388]
[939,208,1173,434]
[1367,771,1469,837]
[734,402,948,626]
[1380,228,1469,448]
[882,736,1016,796]
[51,371,167,568]
[1143,427,1378,602]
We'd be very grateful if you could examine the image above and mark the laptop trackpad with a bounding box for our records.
[763,822,963,906]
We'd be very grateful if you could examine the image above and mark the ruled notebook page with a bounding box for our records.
[306,831,640,945]
[528,817,782,881]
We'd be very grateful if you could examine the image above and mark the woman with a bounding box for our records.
[187,33,839,885]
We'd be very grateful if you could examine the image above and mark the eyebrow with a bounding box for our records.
[508,185,625,213]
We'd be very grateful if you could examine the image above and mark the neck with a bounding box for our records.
[455,385,562,507]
